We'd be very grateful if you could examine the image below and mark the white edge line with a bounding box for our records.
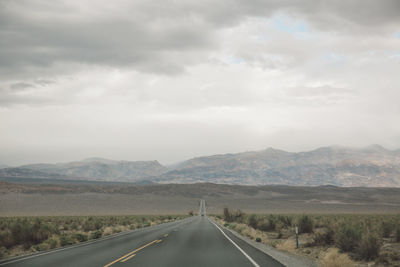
[0,217,193,266]
[209,219,260,267]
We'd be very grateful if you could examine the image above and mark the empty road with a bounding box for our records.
[1,201,284,267]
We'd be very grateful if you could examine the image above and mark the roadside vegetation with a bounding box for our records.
[217,208,400,267]
[0,215,187,260]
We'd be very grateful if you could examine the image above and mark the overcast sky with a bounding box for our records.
[1,0,400,165]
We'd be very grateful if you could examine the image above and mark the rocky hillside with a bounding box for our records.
[0,158,167,182]
[156,145,400,187]
[0,164,9,169]
[1,145,400,186]
[0,167,67,179]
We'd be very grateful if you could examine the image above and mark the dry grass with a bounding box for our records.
[320,248,354,267]
[216,211,400,267]
[103,227,113,236]
[276,239,296,252]
[0,215,187,260]
[217,219,270,245]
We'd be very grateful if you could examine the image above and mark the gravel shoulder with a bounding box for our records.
[217,221,318,267]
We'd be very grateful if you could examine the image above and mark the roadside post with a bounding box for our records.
[295,226,299,249]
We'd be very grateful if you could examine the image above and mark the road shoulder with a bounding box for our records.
[214,220,317,267]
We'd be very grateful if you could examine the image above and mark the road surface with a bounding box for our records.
[1,202,284,267]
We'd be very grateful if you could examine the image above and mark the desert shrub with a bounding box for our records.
[257,217,276,232]
[5,219,53,249]
[266,215,277,231]
[223,208,233,222]
[298,215,313,233]
[320,248,354,267]
[248,215,258,229]
[336,224,361,252]
[224,223,229,227]
[82,219,103,232]
[73,233,88,242]
[256,219,267,231]
[90,230,102,239]
[0,232,14,249]
[113,227,122,234]
[0,215,186,257]
[70,222,78,231]
[270,240,279,248]
[356,233,381,260]
[59,235,74,246]
[45,238,58,249]
[277,215,292,228]
[0,247,6,259]
[381,221,394,238]
[82,220,96,232]
[120,217,130,226]
[255,237,261,242]
[277,230,283,239]
[396,226,400,242]
[314,226,335,246]
[36,242,50,251]
[232,210,245,223]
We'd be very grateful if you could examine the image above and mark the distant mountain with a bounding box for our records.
[0,164,9,169]
[156,145,400,187]
[1,158,167,182]
[0,167,67,179]
[1,145,400,186]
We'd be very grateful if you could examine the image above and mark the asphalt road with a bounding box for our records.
[1,204,284,267]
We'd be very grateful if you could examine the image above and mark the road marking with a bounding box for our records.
[121,254,136,262]
[120,254,136,263]
[210,220,260,267]
[104,239,159,267]
[0,228,145,267]
[0,218,189,267]
[156,239,163,243]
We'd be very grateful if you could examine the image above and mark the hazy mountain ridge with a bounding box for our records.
[6,158,167,182]
[1,145,400,186]
[0,167,67,179]
[157,145,400,187]
[0,164,9,169]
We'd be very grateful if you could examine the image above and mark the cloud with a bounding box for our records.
[9,82,34,91]
[1,0,400,164]
[1,0,399,80]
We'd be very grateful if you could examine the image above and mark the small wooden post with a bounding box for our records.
[295,226,299,249]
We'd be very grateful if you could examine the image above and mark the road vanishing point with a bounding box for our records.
[1,200,284,267]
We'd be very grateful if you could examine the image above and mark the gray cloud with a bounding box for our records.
[1,0,400,164]
[1,0,399,79]
[10,82,34,90]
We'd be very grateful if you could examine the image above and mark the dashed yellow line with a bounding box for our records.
[104,239,159,267]
[104,234,168,266]
[120,254,136,263]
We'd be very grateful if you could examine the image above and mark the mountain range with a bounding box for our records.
[1,145,400,187]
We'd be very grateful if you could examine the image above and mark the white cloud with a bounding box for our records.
[1,0,400,164]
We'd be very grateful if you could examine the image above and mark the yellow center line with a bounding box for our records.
[120,254,136,263]
[156,239,162,243]
[103,239,159,267]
